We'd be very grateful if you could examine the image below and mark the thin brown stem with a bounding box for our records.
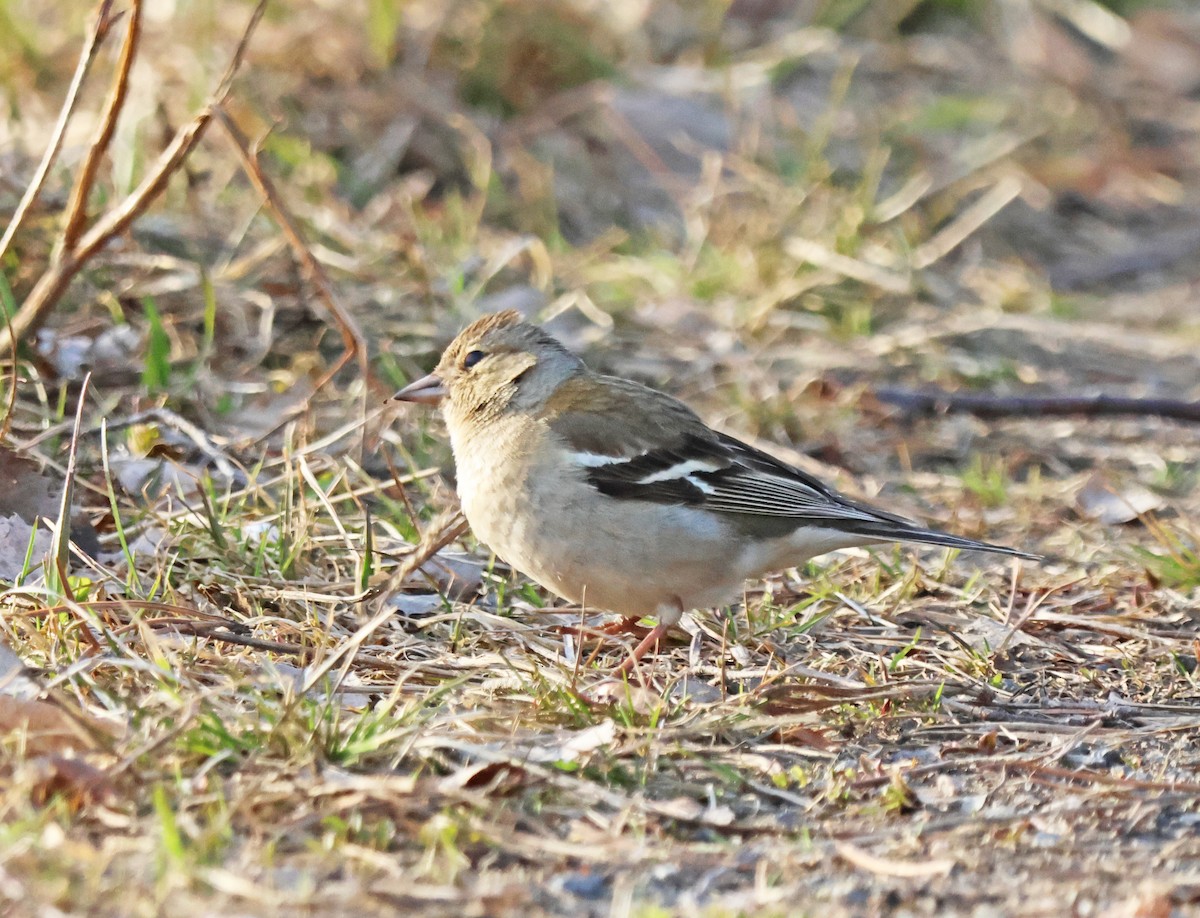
[0,0,267,355]
[303,512,470,694]
[0,289,18,443]
[0,0,119,262]
[60,0,143,254]
[215,106,370,438]
[874,388,1200,424]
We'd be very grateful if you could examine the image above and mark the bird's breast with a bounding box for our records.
[450,422,755,615]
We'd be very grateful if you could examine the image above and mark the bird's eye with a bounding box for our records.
[461,349,485,370]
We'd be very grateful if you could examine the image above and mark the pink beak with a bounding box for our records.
[393,372,447,405]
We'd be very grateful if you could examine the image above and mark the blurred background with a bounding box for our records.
[3,0,1199,441]
[3,3,1197,360]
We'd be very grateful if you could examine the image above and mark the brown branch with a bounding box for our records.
[149,622,313,657]
[215,106,370,432]
[21,598,235,625]
[874,388,1200,424]
[0,0,120,262]
[0,0,267,356]
[59,0,143,254]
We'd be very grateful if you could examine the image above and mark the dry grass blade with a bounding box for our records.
[47,373,91,606]
[0,0,119,262]
[0,289,17,444]
[834,841,955,878]
[0,0,267,353]
[911,174,1026,269]
[215,106,369,433]
[59,0,142,254]
[784,236,911,293]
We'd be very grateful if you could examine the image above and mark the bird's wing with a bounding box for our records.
[543,376,1036,559]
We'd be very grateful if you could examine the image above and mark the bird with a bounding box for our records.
[394,310,1037,675]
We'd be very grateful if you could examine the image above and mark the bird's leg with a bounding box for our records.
[611,621,673,676]
[595,617,650,636]
[611,597,685,677]
[558,616,649,639]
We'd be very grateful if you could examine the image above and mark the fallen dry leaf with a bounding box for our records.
[0,448,60,522]
[1076,473,1165,525]
[0,639,116,758]
[438,761,529,795]
[0,696,98,756]
[0,447,101,559]
[0,513,52,581]
[651,795,736,827]
[25,754,116,809]
[527,719,616,764]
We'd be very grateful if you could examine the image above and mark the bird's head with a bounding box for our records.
[393,310,583,425]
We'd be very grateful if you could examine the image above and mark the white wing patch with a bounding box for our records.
[569,451,622,468]
[638,458,724,487]
[571,452,724,494]
[568,429,1031,558]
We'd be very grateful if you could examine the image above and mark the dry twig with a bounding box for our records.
[0,0,121,262]
[59,0,142,255]
[0,0,267,355]
[215,107,370,430]
[874,388,1200,424]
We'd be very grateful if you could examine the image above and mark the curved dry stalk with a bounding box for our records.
[59,0,143,254]
[0,290,18,443]
[302,511,470,695]
[0,0,120,263]
[0,0,267,356]
[215,105,371,448]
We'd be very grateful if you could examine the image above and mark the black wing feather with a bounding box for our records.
[582,432,1037,559]
[544,374,1036,560]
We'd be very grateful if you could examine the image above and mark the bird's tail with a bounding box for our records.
[853,520,1040,561]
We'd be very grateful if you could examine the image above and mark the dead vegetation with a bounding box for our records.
[1,0,1199,915]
